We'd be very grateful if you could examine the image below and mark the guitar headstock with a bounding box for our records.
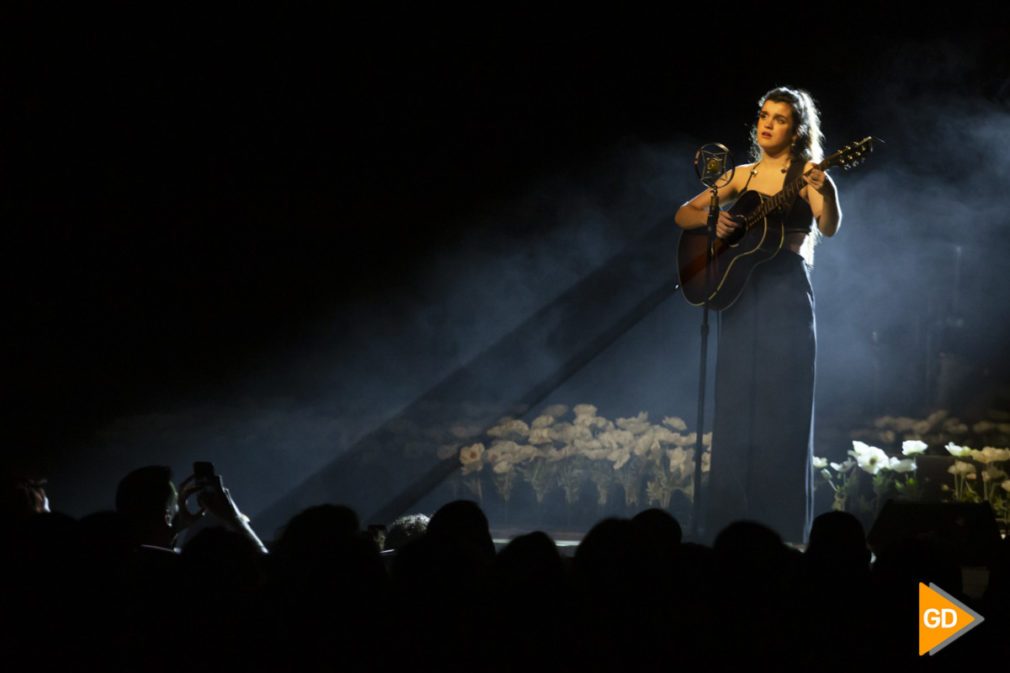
[823,136,878,171]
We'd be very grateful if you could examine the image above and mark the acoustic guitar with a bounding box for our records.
[677,136,875,310]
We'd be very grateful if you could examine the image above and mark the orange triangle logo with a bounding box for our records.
[918,582,984,655]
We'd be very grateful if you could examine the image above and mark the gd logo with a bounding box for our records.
[922,608,957,629]
[918,583,984,655]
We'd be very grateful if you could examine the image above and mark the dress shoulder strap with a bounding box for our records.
[741,164,756,191]
[781,158,813,232]
[783,158,805,188]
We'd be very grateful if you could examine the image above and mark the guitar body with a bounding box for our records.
[677,190,785,311]
[676,136,876,311]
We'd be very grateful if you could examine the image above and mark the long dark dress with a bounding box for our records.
[705,188,817,544]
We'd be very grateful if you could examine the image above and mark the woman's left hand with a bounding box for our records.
[804,167,832,195]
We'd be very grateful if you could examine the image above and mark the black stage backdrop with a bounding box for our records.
[5,5,1010,532]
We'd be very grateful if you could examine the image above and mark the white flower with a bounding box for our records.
[947,461,976,476]
[549,422,591,444]
[634,426,678,457]
[663,416,688,431]
[927,410,949,425]
[481,444,503,465]
[531,415,555,429]
[850,443,890,475]
[890,417,918,432]
[528,427,552,445]
[972,446,1010,464]
[616,412,651,435]
[981,466,1007,482]
[902,440,928,456]
[582,415,614,431]
[572,437,604,455]
[459,442,485,465]
[678,432,702,448]
[973,420,996,434]
[655,426,682,444]
[598,429,634,452]
[573,406,610,429]
[487,418,530,438]
[544,446,571,462]
[667,447,690,472]
[610,448,631,470]
[542,404,569,418]
[460,443,486,474]
[849,440,874,457]
[831,459,855,473]
[945,422,969,435]
[849,441,891,473]
[812,456,828,469]
[489,440,538,463]
[945,442,974,458]
[633,434,662,458]
[888,457,917,473]
[1002,480,1010,493]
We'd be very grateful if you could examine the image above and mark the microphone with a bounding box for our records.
[694,143,735,189]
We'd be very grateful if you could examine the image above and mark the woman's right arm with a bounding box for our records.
[675,170,743,238]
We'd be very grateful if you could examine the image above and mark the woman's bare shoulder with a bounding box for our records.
[727,163,756,191]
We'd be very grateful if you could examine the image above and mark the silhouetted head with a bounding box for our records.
[495,530,563,587]
[574,517,658,588]
[384,513,429,552]
[115,466,177,547]
[275,504,360,558]
[807,510,870,575]
[0,470,50,524]
[632,507,683,548]
[428,500,494,559]
[713,520,790,583]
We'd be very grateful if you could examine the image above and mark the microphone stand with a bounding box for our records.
[686,144,733,541]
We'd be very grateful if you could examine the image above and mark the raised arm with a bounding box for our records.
[675,168,747,239]
[802,162,841,237]
[196,475,269,553]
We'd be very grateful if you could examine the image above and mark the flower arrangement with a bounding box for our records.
[817,410,1010,528]
[447,405,1010,530]
[451,404,710,514]
[944,443,1010,512]
[815,439,925,519]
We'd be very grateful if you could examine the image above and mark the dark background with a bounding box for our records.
[5,5,1010,530]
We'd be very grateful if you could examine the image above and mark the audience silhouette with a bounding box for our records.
[2,469,1004,671]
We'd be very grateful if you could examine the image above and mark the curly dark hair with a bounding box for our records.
[749,86,824,164]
